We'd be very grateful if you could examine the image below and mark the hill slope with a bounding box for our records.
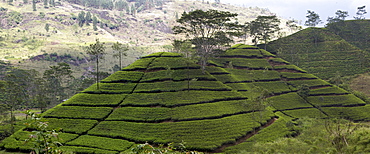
[326,20,370,52]
[266,27,370,79]
[1,45,370,153]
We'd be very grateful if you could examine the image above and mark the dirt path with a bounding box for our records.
[210,117,278,153]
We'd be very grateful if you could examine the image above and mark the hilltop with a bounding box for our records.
[266,27,370,79]
[1,45,370,153]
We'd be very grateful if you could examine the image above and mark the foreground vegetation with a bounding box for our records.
[1,45,369,153]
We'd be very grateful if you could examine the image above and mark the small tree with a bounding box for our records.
[173,9,242,73]
[78,11,85,27]
[250,15,281,50]
[305,10,322,27]
[85,12,92,26]
[45,23,50,32]
[354,6,367,20]
[85,39,106,90]
[327,10,349,24]
[92,16,98,31]
[32,0,37,11]
[111,41,129,70]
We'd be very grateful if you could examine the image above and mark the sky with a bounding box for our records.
[221,0,370,26]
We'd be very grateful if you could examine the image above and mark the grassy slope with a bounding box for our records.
[2,45,370,153]
[266,27,370,79]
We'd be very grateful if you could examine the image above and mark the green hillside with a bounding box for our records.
[1,45,370,153]
[326,20,370,52]
[266,27,370,79]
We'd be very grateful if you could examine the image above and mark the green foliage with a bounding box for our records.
[101,71,143,83]
[288,79,330,88]
[66,135,134,151]
[253,81,292,94]
[85,39,106,90]
[82,82,137,94]
[307,94,366,107]
[122,91,245,107]
[280,72,317,80]
[305,10,322,27]
[62,93,126,106]
[89,112,274,151]
[248,15,281,49]
[273,65,307,73]
[211,58,272,69]
[283,108,327,118]
[111,42,129,69]
[134,81,232,92]
[141,69,215,82]
[321,105,370,121]
[309,86,349,96]
[59,146,118,154]
[173,9,242,72]
[42,106,112,120]
[268,93,311,110]
[108,100,252,122]
[148,57,200,70]
[122,57,155,71]
[24,111,63,154]
[42,118,98,134]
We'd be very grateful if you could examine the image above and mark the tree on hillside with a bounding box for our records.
[85,39,106,90]
[78,11,86,27]
[305,10,322,27]
[286,19,302,32]
[354,6,367,20]
[173,9,242,73]
[85,12,92,26]
[112,41,129,70]
[326,10,349,35]
[172,40,194,58]
[250,15,281,50]
[45,23,50,32]
[92,16,98,31]
[32,0,37,11]
[327,10,349,24]
[43,62,73,106]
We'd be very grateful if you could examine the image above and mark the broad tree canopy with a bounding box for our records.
[172,9,241,72]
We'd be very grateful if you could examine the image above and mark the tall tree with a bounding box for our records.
[305,10,322,27]
[251,15,281,50]
[111,41,129,70]
[85,39,106,90]
[43,62,73,106]
[354,6,367,20]
[173,9,242,73]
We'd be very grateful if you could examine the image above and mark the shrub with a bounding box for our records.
[62,93,127,106]
[42,118,98,134]
[82,82,137,94]
[268,93,312,110]
[101,71,143,83]
[134,81,232,93]
[307,94,366,107]
[42,106,113,120]
[122,91,245,107]
[66,135,134,151]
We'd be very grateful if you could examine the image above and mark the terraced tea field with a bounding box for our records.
[1,44,369,153]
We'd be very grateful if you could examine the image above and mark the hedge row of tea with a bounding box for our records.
[2,45,369,153]
[266,27,370,79]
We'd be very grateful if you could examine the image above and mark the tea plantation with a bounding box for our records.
[1,44,370,153]
[266,27,370,79]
